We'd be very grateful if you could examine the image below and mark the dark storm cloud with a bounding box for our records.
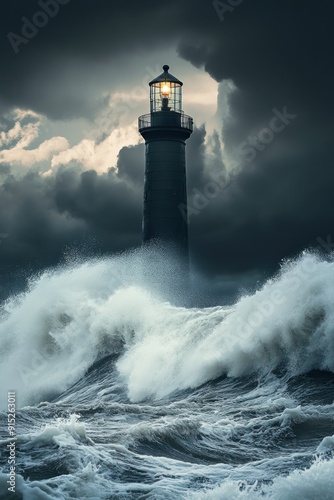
[0,159,143,271]
[0,0,202,119]
[176,0,334,276]
[1,0,334,293]
[0,130,206,265]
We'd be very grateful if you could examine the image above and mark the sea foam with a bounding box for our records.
[1,250,334,408]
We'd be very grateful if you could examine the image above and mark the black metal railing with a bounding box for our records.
[138,112,193,132]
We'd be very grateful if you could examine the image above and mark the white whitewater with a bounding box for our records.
[0,250,333,408]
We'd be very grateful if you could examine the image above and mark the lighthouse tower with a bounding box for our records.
[138,65,193,261]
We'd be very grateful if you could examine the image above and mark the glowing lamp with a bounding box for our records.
[161,83,170,98]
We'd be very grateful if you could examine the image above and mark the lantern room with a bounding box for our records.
[149,65,183,113]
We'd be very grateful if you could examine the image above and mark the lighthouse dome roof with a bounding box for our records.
[149,65,183,86]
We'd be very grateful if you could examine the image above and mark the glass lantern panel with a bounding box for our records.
[150,82,182,113]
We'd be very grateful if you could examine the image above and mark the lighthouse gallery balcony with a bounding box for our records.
[138,112,193,133]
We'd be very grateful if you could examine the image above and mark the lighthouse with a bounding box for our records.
[138,65,193,262]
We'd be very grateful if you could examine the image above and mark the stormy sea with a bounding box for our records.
[1,248,334,499]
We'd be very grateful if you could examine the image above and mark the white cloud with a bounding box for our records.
[0,62,218,175]
[0,136,70,167]
[0,107,140,174]
[0,111,40,149]
[52,122,140,173]
[0,108,69,168]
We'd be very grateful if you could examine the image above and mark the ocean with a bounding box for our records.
[0,248,334,499]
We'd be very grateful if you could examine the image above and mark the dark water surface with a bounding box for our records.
[1,251,334,499]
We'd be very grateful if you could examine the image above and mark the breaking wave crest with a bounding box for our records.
[1,249,334,408]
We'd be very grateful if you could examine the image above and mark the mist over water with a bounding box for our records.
[1,247,334,498]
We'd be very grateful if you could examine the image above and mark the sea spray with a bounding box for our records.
[1,249,334,498]
[1,249,334,409]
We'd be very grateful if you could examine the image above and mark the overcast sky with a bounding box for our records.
[0,0,333,301]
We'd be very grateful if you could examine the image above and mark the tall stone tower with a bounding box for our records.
[138,65,193,262]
